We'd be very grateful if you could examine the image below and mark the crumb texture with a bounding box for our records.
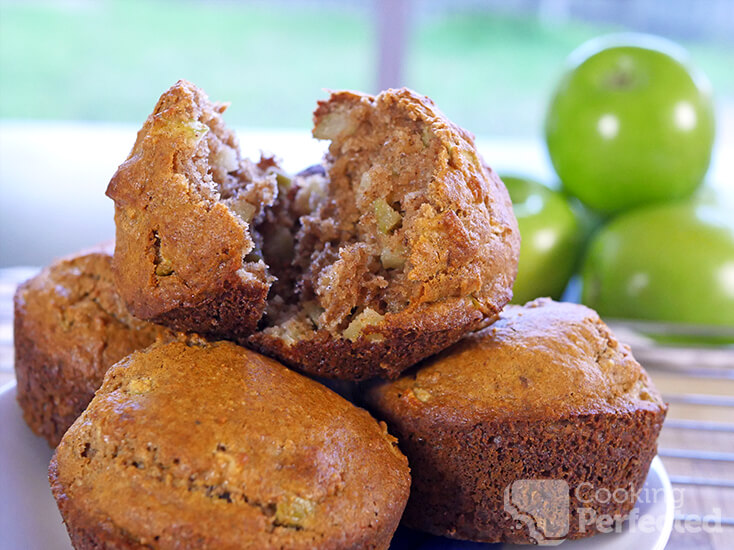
[50,340,410,550]
[363,298,667,543]
[251,88,520,380]
[14,246,174,447]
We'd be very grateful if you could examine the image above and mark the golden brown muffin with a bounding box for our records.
[362,298,667,543]
[50,340,411,550]
[249,89,520,380]
[13,245,174,447]
[106,80,281,340]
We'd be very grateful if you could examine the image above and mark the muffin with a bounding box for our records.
[49,340,411,550]
[362,298,667,543]
[106,80,281,340]
[249,89,520,380]
[14,245,174,447]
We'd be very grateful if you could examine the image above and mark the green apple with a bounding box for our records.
[581,199,734,329]
[502,175,587,304]
[545,33,716,214]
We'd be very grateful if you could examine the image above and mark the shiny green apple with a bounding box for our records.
[581,199,734,328]
[502,175,586,304]
[545,33,716,214]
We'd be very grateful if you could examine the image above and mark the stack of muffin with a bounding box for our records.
[14,81,667,549]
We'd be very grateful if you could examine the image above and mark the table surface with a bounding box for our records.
[1,268,732,549]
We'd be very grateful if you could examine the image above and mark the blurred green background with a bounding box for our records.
[1,0,732,138]
[1,0,733,271]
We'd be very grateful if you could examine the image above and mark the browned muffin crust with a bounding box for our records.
[50,340,411,550]
[14,246,174,447]
[363,298,667,543]
[106,80,280,340]
[249,89,520,380]
[251,297,488,381]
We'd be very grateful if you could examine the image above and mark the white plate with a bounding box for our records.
[0,382,673,549]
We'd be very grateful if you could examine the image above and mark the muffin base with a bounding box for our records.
[150,282,268,341]
[14,328,90,447]
[371,407,665,543]
[249,301,490,380]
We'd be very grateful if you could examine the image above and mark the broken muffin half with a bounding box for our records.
[248,89,520,380]
[106,80,280,340]
[108,83,520,380]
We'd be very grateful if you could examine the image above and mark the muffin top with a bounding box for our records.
[364,298,665,424]
[14,245,172,379]
[51,340,410,549]
[106,80,278,337]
